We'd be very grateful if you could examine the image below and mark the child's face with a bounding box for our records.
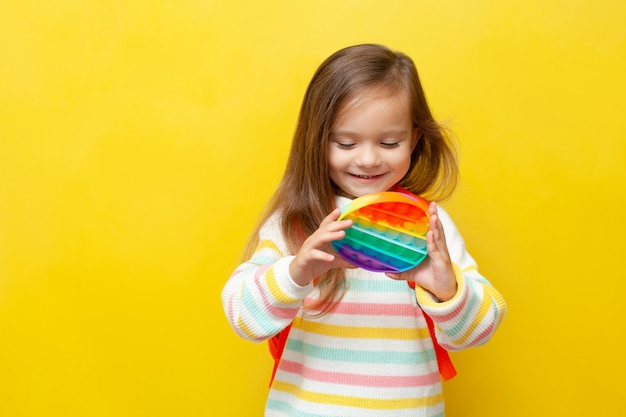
[328,88,418,199]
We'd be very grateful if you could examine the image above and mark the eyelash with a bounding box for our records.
[381,141,400,148]
[335,141,400,149]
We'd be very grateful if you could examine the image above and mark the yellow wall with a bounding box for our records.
[1,1,625,416]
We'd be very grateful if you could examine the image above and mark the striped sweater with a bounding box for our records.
[221,196,507,416]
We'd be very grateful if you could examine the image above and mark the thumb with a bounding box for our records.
[385,272,401,280]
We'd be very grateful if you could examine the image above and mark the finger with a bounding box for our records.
[428,201,438,217]
[426,213,440,253]
[428,205,447,251]
[319,209,352,233]
[429,204,442,234]
[321,207,342,224]
[330,219,353,232]
[310,249,336,263]
[323,229,348,245]
[385,272,401,280]
[426,227,448,261]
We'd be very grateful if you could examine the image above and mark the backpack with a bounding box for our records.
[268,186,457,386]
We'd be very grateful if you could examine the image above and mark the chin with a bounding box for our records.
[345,187,389,198]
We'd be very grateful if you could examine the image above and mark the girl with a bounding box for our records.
[221,44,507,417]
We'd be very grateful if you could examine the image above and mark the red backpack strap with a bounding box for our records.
[392,185,456,380]
[268,324,292,387]
[425,315,457,381]
[407,280,457,381]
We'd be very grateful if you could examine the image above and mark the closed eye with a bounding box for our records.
[381,141,401,148]
[334,141,356,149]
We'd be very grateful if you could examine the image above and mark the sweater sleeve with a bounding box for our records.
[413,207,507,351]
[221,213,314,342]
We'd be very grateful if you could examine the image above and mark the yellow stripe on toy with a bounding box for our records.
[332,192,430,273]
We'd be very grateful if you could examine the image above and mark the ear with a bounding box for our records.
[411,127,421,151]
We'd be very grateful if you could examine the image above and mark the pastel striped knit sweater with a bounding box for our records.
[222,196,507,416]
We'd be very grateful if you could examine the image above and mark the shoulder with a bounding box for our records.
[435,205,458,233]
[254,210,289,255]
[258,210,283,239]
[435,205,478,266]
[435,204,464,247]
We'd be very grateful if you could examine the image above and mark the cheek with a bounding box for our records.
[392,153,414,179]
[390,150,413,169]
[327,149,346,170]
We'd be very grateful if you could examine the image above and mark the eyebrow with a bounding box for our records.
[330,128,412,138]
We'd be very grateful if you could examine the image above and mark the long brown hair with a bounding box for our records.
[244,44,459,315]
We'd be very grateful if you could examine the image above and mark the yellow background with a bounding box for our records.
[1,1,625,416]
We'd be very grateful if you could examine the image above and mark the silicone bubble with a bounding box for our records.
[332,191,430,273]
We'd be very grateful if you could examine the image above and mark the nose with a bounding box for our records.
[355,145,382,167]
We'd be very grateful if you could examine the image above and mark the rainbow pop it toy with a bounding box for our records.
[332,191,430,273]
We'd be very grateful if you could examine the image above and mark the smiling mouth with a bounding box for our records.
[351,174,384,179]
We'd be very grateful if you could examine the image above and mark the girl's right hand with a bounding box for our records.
[289,208,356,286]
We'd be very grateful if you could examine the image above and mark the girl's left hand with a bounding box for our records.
[386,202,457,302]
